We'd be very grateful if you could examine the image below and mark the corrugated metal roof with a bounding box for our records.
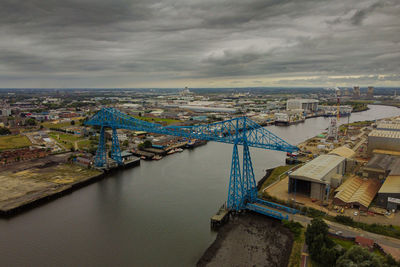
[379,175,400,194]
[290,154,345,183]
[373,149,400,156]
[369,130,400,138]
[365,154,394,171]
[377,123,400,131]
[334,176,381,209]
[390,159,400,176]
[329,146,355,158]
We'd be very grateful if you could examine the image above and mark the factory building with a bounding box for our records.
[353,86,361,98]
[286,99,319,113]
[377,160,400,211]
[362,154,394,179]
[333,176,381,211]
[329,146,358,173]
[288,154,346,200]
[377,123,400,132]
[367,86,374,98]
[367,130,400,155]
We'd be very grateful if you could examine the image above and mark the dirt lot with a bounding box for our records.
[197,212,293,267]
[0,156,102,214]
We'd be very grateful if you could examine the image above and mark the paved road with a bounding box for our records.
[292,214,400,249]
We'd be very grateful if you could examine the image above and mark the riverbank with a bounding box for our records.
[0,162,105,216]
[197,212,293,267]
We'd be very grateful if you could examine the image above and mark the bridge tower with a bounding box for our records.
[94,126,123,167]
[227,118,257,211]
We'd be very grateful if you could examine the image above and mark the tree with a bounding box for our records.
[305,218,342,266]
[0,127,11,135]
[25,118,37,126]
[336,246,382,267]
[143,140,152,148]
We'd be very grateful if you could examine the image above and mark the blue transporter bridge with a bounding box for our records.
[85,108,299,217]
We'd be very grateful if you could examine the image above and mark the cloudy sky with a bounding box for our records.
[0,0,399,88]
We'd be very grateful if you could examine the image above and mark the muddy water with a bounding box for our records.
[0,105,398,266]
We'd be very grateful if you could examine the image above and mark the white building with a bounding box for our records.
[286,99,319,112]
[288,154,346,200]
[0,107,11,117]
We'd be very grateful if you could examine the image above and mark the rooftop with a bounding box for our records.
[329,146,355,158]
[290,154,345,183]
[379,175,400,194]
[334,176,381,209]
[369,130,400,138]
[377,123,400,131]
[364,154,394,172]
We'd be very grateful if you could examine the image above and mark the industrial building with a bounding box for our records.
[288,154,345,200]
[377,123,400,132]
[333,176,381,211]
[367,86,374,98]
[286,99,318,113]
[329,146,358,172]
[362,154,395,179]
[377,160,400,211]
[353,86,361,98]
[367,130,400,155]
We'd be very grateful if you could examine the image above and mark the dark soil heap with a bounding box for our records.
[198,212,293,267]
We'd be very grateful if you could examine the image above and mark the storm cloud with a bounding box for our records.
[0,0,399,87]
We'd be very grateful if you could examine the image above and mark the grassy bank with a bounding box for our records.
[259,165,296,191]
[283,220,305,267]
[0,135,32,151]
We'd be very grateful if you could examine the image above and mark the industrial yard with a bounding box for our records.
[262,115,400,228]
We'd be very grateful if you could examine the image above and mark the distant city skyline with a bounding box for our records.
[0,0,399,88]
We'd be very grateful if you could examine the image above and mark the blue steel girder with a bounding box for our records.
[85,108,299,153]
[111,127,123,165]
[94,126,107,167]
[86,108,299,212]
[227,142,243,211]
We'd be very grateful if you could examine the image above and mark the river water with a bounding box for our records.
[0,105,399,267]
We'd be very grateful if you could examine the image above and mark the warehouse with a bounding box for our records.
[367,130,400,155]
[333,176,381,211]
[376,123,400,132]
[288,154,345,200]
[377,159,400,211]
[362,154,394,179]
[329,146,357,172]
[286,99,318,112]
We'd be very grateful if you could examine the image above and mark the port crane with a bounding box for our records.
[85,108,299,217]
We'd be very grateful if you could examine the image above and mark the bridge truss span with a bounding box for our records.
[85,107,298,212]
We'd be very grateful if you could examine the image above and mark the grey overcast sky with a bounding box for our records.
[0,0,399,88]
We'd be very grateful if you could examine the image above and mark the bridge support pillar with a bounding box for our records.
[95,126,107,167]
[227,143,244,211]
[111,127,123,165]
[242,141,257,203]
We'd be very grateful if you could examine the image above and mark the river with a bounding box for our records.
[0,105,399,267]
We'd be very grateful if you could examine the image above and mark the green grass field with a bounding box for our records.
[133,116,180,125]
[330,236,354,250]
[49,132,82,142]
[49,132,91,150]
[41,120,82,129]
[0,135,32,151]
[260,165,297,191]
